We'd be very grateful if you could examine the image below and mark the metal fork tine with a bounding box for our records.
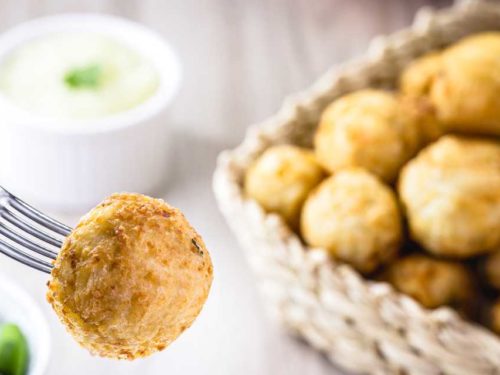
[9,197,72,236]
[0,238,53,274]
[0,186,70,273]
[1,209,63,248]
[0,222,58,260]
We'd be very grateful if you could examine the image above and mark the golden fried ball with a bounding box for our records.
[400,51,442,97]
[314,89,422,182]
[402,33,500,136]
[301,168,402,273]
[484,250,500,290]
[244,145,325,229]
[47,193,213,359]
[399,95,444,145]
[383,254,474,310]
[399,53,445,144]
[399,135,500,258]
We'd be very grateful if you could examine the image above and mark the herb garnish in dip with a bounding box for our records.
[0,33,160,119]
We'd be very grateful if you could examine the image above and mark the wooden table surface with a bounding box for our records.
[0,1,452,374]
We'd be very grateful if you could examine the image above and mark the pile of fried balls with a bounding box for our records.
[244,33,500,333]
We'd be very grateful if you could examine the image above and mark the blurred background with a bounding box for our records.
[0,1,452,374]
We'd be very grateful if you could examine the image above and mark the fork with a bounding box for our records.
[0,186,72,274]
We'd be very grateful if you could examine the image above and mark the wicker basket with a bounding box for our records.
[213,1,500,374]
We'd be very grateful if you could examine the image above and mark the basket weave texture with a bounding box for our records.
[213,1,500,374]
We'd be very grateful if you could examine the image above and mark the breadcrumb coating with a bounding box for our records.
[301,168,402,274]
[47,193,213,359]
[244,145,325,229]
[399,136,500,258]
[402,32,500,136]
[400,51,442,97]
[383,254,474,311]
[314,89,423,182]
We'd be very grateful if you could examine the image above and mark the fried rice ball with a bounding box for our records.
[402,32,500,136]
[301,168,402,273]
[383,254,474,311]
[483,250,500,290]
[399,135,500,258]
[400,51,442,97]
[314,89,423,183]
[244,145,325,229]
[47,193,213,359]
[400,95,444,145]
[399,53,445,143]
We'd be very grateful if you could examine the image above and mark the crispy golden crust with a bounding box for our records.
[399,95,444,145]
[399,53,446,143]
[400,51,442,97]
[314,89,423,183]
[432,33,500,136]
[402,33,500,136]
[244,145,325,230]
[301,168,402,274]
[383,254,474,311]
[399,136,500,258]
[47,193,213,360]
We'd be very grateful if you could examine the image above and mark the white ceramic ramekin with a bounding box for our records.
[0,14,182,213]
[0,274,51,375]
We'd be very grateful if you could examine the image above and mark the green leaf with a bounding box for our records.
[64,64,102,89]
